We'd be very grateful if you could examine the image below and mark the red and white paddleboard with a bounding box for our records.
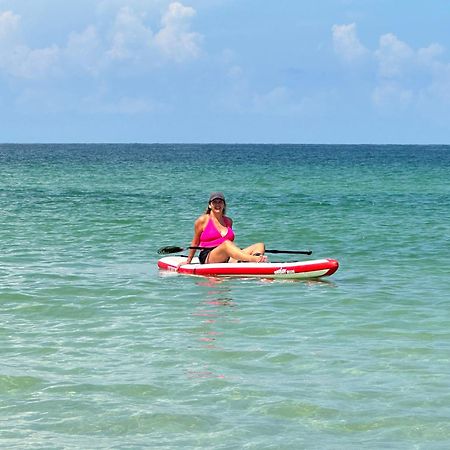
[157,256,339,280]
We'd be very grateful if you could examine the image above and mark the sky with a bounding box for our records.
[0,0,449,144]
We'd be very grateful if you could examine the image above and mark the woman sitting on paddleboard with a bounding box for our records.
[182,192,267,265]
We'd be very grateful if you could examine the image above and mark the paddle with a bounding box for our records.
[158,245,312,256]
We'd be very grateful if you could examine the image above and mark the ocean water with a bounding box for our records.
[0,144,449,449]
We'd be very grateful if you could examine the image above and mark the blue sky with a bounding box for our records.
[0,0,449,143]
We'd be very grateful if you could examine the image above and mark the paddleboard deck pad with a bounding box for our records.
[158,256,339,279]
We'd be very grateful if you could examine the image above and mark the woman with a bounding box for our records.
[182,192,267,265]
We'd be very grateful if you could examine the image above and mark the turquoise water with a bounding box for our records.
[1,144,449,449]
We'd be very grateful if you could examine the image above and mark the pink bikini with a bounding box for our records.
[198,217,235,264]
[200,217,235,248]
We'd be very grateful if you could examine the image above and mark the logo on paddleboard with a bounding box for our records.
[274,268,295,275]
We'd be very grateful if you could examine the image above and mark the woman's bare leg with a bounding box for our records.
[228,242,266,263]
[207,240,266,263]
[241,242,265,256]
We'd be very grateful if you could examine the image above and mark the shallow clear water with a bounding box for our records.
[1,144,449,449]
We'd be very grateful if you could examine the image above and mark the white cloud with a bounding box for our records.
[106,7,154,61]
[372,82,413,110]
[0,2,202,79]
[0,9,19,42]
[332,23,450,111]
[422,60,450,105]
[217,49,243,79]
[12,45,60,78]
[65,26,103,74]
[104,2,202,65]
[374,33,450,100]
[417,43,445,66]
[103,2,202,66]
[332,23,368,62]
[154,1,202,62]
[375,33,414,78]
[0,10,60,78]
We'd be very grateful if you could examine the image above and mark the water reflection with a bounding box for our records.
[259,276,337,286]
[191,278,236,343]
[187,278,235,380]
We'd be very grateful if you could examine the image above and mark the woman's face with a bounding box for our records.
[210,198,225,213]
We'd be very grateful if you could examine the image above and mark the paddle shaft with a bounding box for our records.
[187,246,311,255]
[158,245,312,256]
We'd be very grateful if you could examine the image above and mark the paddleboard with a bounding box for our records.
[157,256,339,279]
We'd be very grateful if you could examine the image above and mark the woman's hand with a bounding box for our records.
[177,258,191,269]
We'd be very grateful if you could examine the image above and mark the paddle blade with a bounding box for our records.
[157,246,185,255]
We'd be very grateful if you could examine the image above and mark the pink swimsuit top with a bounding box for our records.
[199,217,235,248]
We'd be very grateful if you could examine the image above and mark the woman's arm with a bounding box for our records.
[185,215,206,264]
